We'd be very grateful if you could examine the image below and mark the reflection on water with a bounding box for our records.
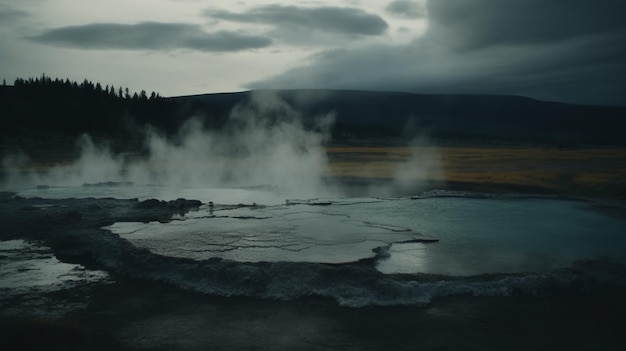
[0,240,109,293]
[17,185,626,276]
[107,199,418,264]
[329,197,626,275]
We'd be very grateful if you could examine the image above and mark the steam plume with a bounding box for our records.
[1,91,336,199]
[1,91,443,200]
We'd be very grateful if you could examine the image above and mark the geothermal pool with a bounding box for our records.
[106,192,626,276]
[18,185,626,276]
[2,183,626,310]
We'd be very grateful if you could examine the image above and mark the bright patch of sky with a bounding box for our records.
[1,0,427,96]
[1,0,624,105]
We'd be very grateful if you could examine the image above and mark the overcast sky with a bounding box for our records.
[1,0,624,105]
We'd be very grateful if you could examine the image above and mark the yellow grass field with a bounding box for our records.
[326,146,626,198]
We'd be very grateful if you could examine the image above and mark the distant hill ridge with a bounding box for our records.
[173,89,626,146]
[1,81,625,149]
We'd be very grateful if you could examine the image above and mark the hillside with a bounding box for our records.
[174,90,626,146]
[2,81,626,159]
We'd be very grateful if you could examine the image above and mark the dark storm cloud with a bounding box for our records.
[206,5,388,36]
[385,1,425,18]
[427,0,626,50]
[0,4,28,21]
[28,22,272,52]
[249,0,626,105]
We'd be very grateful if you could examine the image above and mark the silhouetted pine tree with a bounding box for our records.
[1,74,179,153]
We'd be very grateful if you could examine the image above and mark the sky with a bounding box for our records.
[1,0,625,105]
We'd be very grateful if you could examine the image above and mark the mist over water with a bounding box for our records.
[3,90,626,310]
[123,91,337,198]
[1,91,443,200]
[391,138,443,196]
[2,92,329,198]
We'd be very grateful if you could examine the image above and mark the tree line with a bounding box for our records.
[0,74,184,153]
[10,74,162,101]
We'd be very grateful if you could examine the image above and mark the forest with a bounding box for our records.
[2,75,626,161]
[2,75,176,137]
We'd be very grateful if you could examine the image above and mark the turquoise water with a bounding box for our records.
[86,185,626,276]
[329,197,626,275]
[6,186,626,307]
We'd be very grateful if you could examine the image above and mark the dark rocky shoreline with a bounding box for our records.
[4,276,626,351]
[2,193,626,350]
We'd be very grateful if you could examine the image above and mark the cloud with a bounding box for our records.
[0,4,28,22]
[427,0,626,51]
[28,22,272,52]
[248,0,626,105]
[386,1,425,18]
[206,5,388,36]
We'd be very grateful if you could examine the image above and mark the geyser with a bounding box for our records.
[1,91,336,199]
[1,91,443,200]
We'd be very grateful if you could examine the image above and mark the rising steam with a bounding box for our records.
[391,137,443,195]
[125,91,336,197]
[1,91,335,199]
[1,91,443,200]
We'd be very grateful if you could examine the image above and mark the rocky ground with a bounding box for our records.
[2,193,626,350]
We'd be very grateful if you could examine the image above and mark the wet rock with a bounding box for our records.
[168,199,202,209]
[308,201,332,206]
[64,210,82,223]
[397,237,439,244]
[372,245,391,258]
[87,204,102,211]
[0,192,16,200]
[135,199,202,210]
[19,206,39,212]
[82,181,134,187]
[135,199,164,209]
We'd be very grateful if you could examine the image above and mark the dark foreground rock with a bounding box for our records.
[3,277,626,351]
[0,196,204,241]
[2,194,626,350]
[136,198,202,211]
